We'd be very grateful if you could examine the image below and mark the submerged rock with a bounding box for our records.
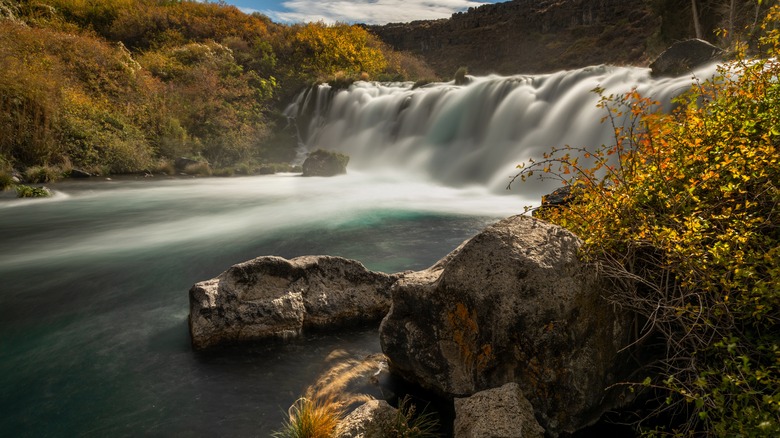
[454,382,545,438]
[188,255,397,350]
[302,149,350,177]
[379,215,634,435]
[650,38,724,77]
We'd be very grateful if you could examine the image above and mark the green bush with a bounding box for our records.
[16,184,51,198]
[0,171,14,191]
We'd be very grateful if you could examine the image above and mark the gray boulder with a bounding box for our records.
[189,255,397,350]
[379,215,633,435]
[302,149,350,177]
[336,400,398,438]
[650,38,724,77]
[454,383,545,438]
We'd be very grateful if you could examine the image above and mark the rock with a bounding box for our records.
[189,255,397,350]
[302,149,349,177]
[533,185,574,218]
[454,383,545,438]
[336,399,398,438]
[650,38,724,77]
[68,168,92,178]
[174,157,201,171]
[379,215,634,435]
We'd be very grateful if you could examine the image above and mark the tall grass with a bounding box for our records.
[274,352,376,438]
[389,396,439,438]
[275,351,441,438]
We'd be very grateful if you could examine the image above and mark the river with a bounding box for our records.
[0,172,524,436]
[0,64,713,436]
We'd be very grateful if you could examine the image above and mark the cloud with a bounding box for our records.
[261,0,489,25]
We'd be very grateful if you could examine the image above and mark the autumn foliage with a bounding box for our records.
[0,0,433,178]
[514,7,780,436]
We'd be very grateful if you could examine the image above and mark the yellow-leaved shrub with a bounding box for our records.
[514,7,780,437]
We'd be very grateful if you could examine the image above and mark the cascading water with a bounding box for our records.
[287,64,718,196]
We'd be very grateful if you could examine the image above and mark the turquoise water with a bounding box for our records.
[0,173,523,437]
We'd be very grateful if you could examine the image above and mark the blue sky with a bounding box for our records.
[220,0,505,25]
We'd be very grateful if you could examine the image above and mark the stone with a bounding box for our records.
[301,149,349,177]
[336,399,398,438]
[174,157,201,171]
[189,255,398,350]
[68,168,92,178]
[650,38,724,77]
[454,383,545,438]
[379,215,633,435]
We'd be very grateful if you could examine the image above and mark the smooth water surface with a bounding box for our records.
[0,172,524,437]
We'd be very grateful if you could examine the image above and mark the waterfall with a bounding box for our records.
[286,64,718,195]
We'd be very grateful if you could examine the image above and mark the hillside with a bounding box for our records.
[0,0,435,184]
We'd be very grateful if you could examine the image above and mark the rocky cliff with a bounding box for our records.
[368,0,659,76]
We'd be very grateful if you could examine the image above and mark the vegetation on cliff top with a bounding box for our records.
[515,6,780,436]
[0,0,434,183]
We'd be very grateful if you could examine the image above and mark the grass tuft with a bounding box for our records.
[274,352,378,438]
[389,395,440,438]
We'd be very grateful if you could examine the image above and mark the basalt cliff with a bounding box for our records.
[368,0,660,76]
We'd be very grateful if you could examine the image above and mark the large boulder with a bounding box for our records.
[379,215,634,435]
[454,383,545,438]
[189,255,397,350]
[650,38,724,77]
[302,149,350,177]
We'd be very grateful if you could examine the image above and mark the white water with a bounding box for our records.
[289,64,718,194]
[0,64,721,437]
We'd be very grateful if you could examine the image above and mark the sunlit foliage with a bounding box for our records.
[0,0,433,177]
[514,7,780,436]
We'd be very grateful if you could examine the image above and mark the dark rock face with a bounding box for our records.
[368,0,657,76]
[301,149,350,177]
[454,382,545,438]
[188,255,397,350]
[650,38,724,77]
[379,215,634,436]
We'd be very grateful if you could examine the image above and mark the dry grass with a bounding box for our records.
[274,350,378,438]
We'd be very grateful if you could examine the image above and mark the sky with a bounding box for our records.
[220,0,506,25]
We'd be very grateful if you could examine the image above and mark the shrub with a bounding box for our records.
[453,66,468,85]
[0,171,14,191]
[16,184,51,198]
[512,8,780,437]
[23,165,62,183]
[183,161,211,176]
